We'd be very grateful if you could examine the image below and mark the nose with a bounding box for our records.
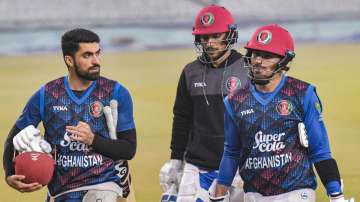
[253,56,263,65]
[92,54,100,65]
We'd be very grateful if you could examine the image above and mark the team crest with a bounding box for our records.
[276,100,293,115]
[257,30,272,44]
[200,12,215,26]
[226,77,241,92]
[89,101,104,118]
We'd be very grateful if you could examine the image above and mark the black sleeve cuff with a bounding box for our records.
[91,129,137,161]
[3,124,20,178]
[170,150,184,160]
[314,158,341,186]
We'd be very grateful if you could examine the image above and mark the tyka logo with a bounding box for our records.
[53,106,68,112]
[241,109,254,116]
[194,82,207,88]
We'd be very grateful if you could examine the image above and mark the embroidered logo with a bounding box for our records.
[226,76,241,92]
[89,101,104,118]
[315,102,322,113]
[200,12,215,26]
[257,30,272,44]
[276,100,293,115]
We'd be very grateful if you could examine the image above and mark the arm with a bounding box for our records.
[3,125,19,178]
[3,90,43,192]
[160,70,192,192]
[170,70,193,160]
[303,87,342,197]
[91,129,136,160]
[212,98,242,197]
[68,84,137,160]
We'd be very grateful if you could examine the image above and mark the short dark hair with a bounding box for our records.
[61,28,100,57]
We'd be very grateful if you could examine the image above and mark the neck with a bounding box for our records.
[255,73,283,93]
[67,73,93,91]
[211,49,231,68]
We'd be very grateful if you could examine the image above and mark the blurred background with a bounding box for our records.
[0,0,359,201]
[0,0,360,55]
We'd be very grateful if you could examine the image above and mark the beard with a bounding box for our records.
[204,46,229,62]
[74,63,100,81]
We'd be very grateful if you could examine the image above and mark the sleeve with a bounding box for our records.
[92,129,137,160]
[3,89,42,177]
[113,84,135,132]
[3,125,21,177]
[304,86,342,195]
[15,89,42,130]
[303,86,331,163]
[217,98,241,186]
[170,70,193,160]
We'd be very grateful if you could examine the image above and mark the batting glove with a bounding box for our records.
[160,159,183,192]
[329,179,355,202]
[330,195,355,202]
[13,125,52,153]
[208,179,230,202]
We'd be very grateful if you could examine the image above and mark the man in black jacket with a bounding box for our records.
[160,4,249,202]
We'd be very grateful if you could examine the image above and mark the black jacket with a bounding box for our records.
[170,50,249,170]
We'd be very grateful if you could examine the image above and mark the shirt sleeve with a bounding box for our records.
[15,89,42,130]
[170,70,193,160]
[303,86,332,163]
[217,97,241,186]
[113,83,135,132]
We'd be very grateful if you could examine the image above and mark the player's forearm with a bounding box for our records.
[314,158,342,196]
[217,149,240,186]
[170,114,191,160]
[91,129,136,161]
[170,71,193,159]
[3,124,20,177]
[170,109,192,159]
[213,183,229,197]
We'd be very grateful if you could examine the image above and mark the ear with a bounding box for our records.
[64,55,74,68]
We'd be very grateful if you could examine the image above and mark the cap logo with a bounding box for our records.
[257,30,272,44]
[200,12,215,26]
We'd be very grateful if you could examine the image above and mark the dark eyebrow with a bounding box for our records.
[82,48,101,56]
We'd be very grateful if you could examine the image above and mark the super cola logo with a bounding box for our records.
[253,131,286,152]
[60,132,91,152]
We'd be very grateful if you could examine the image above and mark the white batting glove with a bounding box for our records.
[330,195,355,202]
[208,179,230,202]
[104,100,118,140]
[13,125,52,153]
[160,159,183,192]
[329,179,355,202]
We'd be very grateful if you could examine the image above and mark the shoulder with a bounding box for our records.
[44,76,65,89]
[227,83,251,104]
[97,76,118,86]
[284,76,312,90]
[183,59,203,74]
[281,76,313,98]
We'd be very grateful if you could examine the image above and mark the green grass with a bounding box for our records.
[0,44,359,201]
